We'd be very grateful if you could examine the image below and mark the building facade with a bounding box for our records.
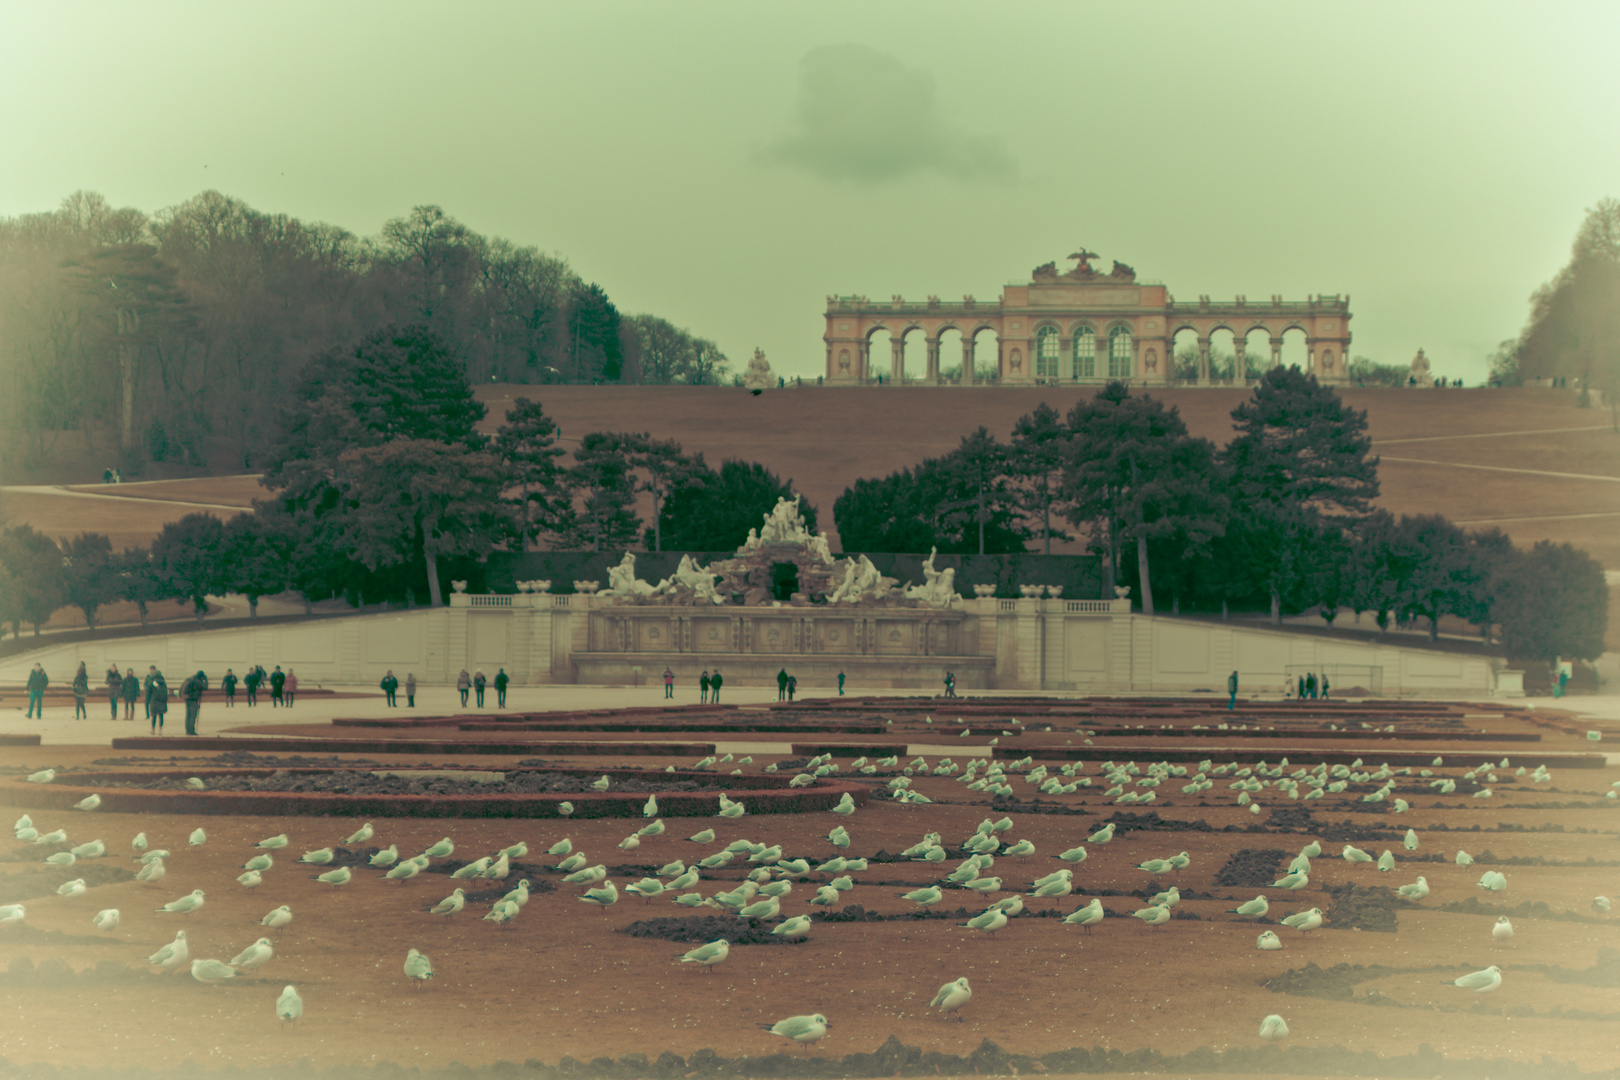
[823,252,1352,387]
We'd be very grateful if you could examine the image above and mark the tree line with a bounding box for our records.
[832,369,1606,667]
[0,190,733,479]
[0,324,810,626]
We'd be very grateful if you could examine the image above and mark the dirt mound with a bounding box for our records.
[1322,880,1402,932]
[620,914,798,945]
[1214,848,1288,888]
[1104,810,1212,832]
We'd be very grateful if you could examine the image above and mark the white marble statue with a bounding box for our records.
[602,552,657,598]
[742,528,762,553]
[830,554,883,604]
[904,546,957,606]
[671,554,724,605]
[808,531,834,566]
[759,496,810,545]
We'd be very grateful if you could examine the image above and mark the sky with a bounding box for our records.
[3,0,1618,384]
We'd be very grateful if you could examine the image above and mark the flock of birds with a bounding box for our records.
[5,745,1619,1051]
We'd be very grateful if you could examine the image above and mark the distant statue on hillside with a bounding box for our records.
[743,347,773,391]
[1409,348,1434,388]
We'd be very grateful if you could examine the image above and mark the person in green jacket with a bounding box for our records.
[25,664,48,718]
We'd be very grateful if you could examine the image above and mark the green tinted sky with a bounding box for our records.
[4,1,1616,383]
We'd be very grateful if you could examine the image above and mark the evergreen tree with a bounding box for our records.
[1008,403,1072,554]
[568,282,623,382]
[60,532,116,629]
[335,439,513,607]
[1497,540,1608,667]
[492,397,570,547]
[223,514,290,618]
[1220,366,1379,622]
[564,432,642,552]
[0,525,63,637]
[150,513,230,621]
[658,459,816,552]
[622,434,707,552]
[1064,382,1226,615]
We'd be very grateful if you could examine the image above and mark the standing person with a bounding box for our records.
[72,662,89,719]
[494,668,509,708]
[473,670,487,707]
[1558,666,1571,698]
[662,667,675,700]
[1227,670,1238,711]
[405,672,417,707]
[776,668,789,701]
[1319,674,1330,700]
[1305,672,1317,700]
[710,668,723,703]
[942,672,954,698]
[786,674,797,702]
[24,663,48,718]
[269,666,286,707]
[143,666,159,720]
[380,671,398,706]
[285,670,298,706]
[837,671,845,696]
[121,668,139,720]
[244,666,260,706]
[181,670,207,736]
[1297,675,1306,700]
[456,669,471,706]
[148,670,168,734]
[222,669,238,707]
[699,670,711,704]
[105,663,123,719]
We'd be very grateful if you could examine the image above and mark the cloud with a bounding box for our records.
[760,44,1016,185]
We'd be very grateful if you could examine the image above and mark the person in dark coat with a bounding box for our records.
[148,672,168,734]
[105,663,123,718]
[120,668,139,721]
[710,669,723,703]
[474,670,487,707]
[380,671,398,706]
[495,668,510,708]
[1297,675,1306,700]
[700,670,711,704]
[142,666,159,720]
[181,670,207,735]
[405,672,417,707]
[222,669,237,706]
[837,671,845,696]
[1305,672,1317,700]
[72,662,89,719]
[1227,670,1239,711]
[1320,674,1330,700]
[776,668,789,701]
[244,666,260,706]
[786,675,797,702]
[24,664,48,719]
[269,666,286,706]
[457,669,471,706]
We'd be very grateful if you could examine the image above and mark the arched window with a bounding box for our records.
[1035,326,1060,380]
[1108,327,1134,378]
[1072,328,1096,379]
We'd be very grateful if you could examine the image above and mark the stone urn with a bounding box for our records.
[1044,584,1062,598]
[533,579,552,594]
[1114,585,1132,600]
[451,580,468,594]
[1019,585,1043,598]
[972,584,996,598]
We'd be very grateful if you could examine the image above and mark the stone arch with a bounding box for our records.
[969,326,1000,383]
[1241,327,1271,380]
[865,325,894,384]
[900,324,928,384]
[937,325,967,382]
[1208,326,1238,382]
[1171,326,1199,382]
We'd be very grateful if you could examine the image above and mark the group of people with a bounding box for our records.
[1290,672,1331,699]
[665,668,728,703]
[775,668,798,702]
[450,668,509,708]
[22,661,298,737]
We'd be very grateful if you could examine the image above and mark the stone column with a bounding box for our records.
[1058,336,1071,382]
[1270,337,1283,372]
[1306,338,1316,376]
[891,339,904,384]
[926,338,940,384]
[856,340,868,382]
[1197,338,1211,385]
[1233,341,1246,383]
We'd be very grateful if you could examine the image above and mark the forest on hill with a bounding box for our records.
[0,190,730,482]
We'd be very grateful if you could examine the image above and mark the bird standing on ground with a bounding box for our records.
[760,1014,830,1047]
[929,977,972,1020]
[404,948,434,986]
[677,938,730,970]
[277,985,303,1022]
[147,931,188,972]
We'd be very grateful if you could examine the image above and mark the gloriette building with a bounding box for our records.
[823,250,1352,386]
